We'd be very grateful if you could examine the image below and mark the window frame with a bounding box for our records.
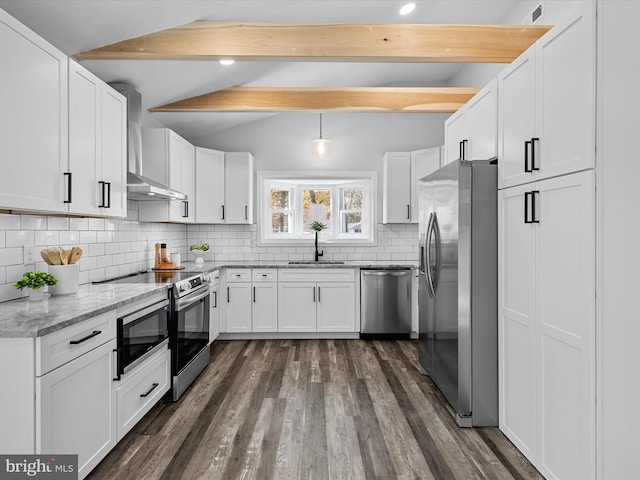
[257,171,377,246]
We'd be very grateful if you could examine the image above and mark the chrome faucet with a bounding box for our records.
[314,232,324,262]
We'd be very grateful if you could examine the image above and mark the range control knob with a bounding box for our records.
[202,274,211,282]
[179,283,190,292]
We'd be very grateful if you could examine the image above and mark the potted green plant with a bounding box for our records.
[13,271,58,301]
[309,221,326,261]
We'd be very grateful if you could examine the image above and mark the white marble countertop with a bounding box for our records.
[180,260,418,272]
[0,283,170,338]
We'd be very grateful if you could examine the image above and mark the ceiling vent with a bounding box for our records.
[523,2,544,25]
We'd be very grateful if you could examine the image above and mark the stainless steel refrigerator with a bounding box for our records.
[418,159,498,427]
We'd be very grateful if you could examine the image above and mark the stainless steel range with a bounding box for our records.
[96,270,211,401]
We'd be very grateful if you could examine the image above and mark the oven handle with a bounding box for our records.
[175,288,210,311]
[121,299,170,326]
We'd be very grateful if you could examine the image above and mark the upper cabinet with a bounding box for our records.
[0,9,68,213]
[444,79,498,165]
[196,150,253,225]
[138,128,195,223]
[68,60,127,217]
[383,148,440,224]
[498,6,595,189]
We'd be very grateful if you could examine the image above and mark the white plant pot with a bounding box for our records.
[48,264,79,296]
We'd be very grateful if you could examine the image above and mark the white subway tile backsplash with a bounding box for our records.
[79,231,97,244]
[105,243,119,255]
[20,215,46,230]
[34,231,59,246]
[59,231,80,244]
[88,218,105,230]
[0,247,24,266]
[69,218,89,230]
[88,243,105,257]
[0,215,20,230]
[6,231,34,248]
[47,217,69,230]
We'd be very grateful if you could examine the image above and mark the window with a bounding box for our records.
[259,172,376,245]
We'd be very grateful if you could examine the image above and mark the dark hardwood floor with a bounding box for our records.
[88,340,543,480]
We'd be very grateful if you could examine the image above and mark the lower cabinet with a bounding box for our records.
[115,347,170,441]
[37,338,117,479]
[278,269,357,333]
[252,283,278,332]
[225,282,252,333]
[209,271,220,343]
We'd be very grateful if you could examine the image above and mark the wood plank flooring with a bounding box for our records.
[88,340,543,480]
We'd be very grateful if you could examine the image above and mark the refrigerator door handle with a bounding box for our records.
[425,213,436,298]
[432,212,441,293]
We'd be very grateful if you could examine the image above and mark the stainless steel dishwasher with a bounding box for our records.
[360,267,412,339]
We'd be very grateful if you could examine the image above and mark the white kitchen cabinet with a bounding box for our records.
[278,268,357,333]
[224,282,252,333]
[195,147,225,224]
[383,148,441,224]
[0,9,68,213]
[499,170,595,479]
[410,147,441,223]
[115,347,170,441]
[38,338,117,479]
[278,282,317,332]
[68,60,127,217]
[498,5,595,189]
[138,128,195,223]
[252,268,278,333]
[444,79,497,165]
[209,271,220,343]
[195,150,253,224]
[382,152,411,223]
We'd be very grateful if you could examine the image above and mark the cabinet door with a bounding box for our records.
[100,85,127,217]
[180,141,195,223]
[382,152,411,223]
[535,5,595,180]
[37,338,117,479]
[498,184,537,462]
[498,47,536,189]
[252,283,278,332]
[278,282,316,332]
[536,171,595,480]
[195,147,225,223]
[410,147,441,223]
[316,282,356,332]
[209,285,220,343]
[444,108,466,165]
[466,79,498,161]
[68,60,101,216]
[225,152,253,224]
[0,10,68,213]
[225,283,252,333]
[167,132,185,222]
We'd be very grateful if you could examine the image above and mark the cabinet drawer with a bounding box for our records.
[278,268,355,283]
[116,347,170,441]
[225,268,251,282]
[37,310,117,376]
[211,269,221,286]
[252,268,278,283]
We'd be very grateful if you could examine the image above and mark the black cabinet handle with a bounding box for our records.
[407,205,410,219]
[245,205,248,220]
[531,138,540,171]
[262,274,267,277]
[531,190,540,223]
[64,172,72,204]
[221,205,225,220]
[459,140,463,160]
[462,139,468,160]
[70,330,101,345]
[312,287,316,303]
[524,140,532,173]
[318,286,321,302]
[213,291,217,308]
[182,201,188,218]
[98,181,105,207]
[112,348,121,381]
[140,383,159,398]
[253,286,256,303]
[105,182,111,208]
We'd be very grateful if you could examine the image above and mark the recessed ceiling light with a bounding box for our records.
[219,59,235,66]
[399,3,416,15]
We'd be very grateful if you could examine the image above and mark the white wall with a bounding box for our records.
[596,1,640,478]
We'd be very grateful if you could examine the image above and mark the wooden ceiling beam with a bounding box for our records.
[149,87,481,113]
[76,22,551,63]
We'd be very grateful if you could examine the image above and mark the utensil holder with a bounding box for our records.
[48,264,79,295]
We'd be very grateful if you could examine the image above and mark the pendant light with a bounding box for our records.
[311,113,331,159]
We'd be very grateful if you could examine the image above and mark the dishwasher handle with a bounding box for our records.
[361,270,411,277]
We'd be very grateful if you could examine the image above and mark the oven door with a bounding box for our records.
[117,298,169,377]
[173,287,210,375]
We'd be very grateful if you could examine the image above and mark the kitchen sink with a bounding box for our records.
[288,261,345,265]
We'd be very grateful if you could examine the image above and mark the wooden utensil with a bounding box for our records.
[42,248,61,265]
[68,246,83,265]
[59,248,68,265]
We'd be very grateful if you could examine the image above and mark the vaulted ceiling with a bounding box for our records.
[0,0,534,140]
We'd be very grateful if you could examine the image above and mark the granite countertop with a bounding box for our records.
[181,260,418,272]
[0,283,170,338]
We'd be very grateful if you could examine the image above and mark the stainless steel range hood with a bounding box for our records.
[109,83,186,201]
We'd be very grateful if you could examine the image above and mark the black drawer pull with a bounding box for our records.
[70,330,101,345]
[140,383,159,398]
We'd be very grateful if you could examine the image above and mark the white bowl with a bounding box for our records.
[191,249,207,264]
